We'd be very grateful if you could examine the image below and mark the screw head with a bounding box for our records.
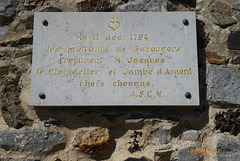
[183,19,189,26]
[185,92,191,99]
[39,92,46,99]
[42,19,49,26]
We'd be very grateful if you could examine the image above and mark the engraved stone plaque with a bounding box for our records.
[31,12,199,106]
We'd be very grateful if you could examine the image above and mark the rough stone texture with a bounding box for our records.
[15,48,32,58]
[0,63,33,127]
[0,158,40,161]
[178,146,198,161]
[154,149,174,161]
[116,0,167,12]
[72,127,113,155]
[209,1,236,27]
[227,31,240,50]
[152,128,171,144]
[0,26,8,39]
[181,130,199,141]
[232,57,240,64]
[233,4,240,21]
[0,129,63,152]
[0,71,33,129]
[208,65,240,104]
[206,52,226,64]
[217,140,240,161]
[77,0,111,11]
[24,0,47,8]
[0,0,19,25]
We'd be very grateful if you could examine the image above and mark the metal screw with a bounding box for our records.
[185,92,191,99]
[39,92,46,99]
[42,19,49,26]
[183,19,189,26]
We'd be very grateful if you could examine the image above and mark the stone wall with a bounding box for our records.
[0,0,239,160]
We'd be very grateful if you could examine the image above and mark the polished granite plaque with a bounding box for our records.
[31,12,199,106]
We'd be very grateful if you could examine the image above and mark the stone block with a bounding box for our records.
[209,1,236,27]
[0,0,19,25]
[208,65,240,104]
[181,130,199,141]
[0,129,63,152]
[153,128,171,144]
[227,31,240,50]
[72,127,113,155]
[0,26,8,39]
[217,140,240,161]
[117,0,167,12]
[206,52,226,64]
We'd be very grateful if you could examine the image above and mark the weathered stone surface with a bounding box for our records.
[178,146,198,161]
[208,65,240,104]
[0,158,40,161]
[125,118,144,124]
[233,4,240,21]
[209,1,236,27]
[217,140,240,161]
[72,127,113,155]
[232,57,240,64]
[0,65,33,128]
[154,149,174,161]
[152,128,171,144]
[0,129,63,152]
[117,0,167,12]
[0,0,19,25]
[227,31,240,50]
[15,48,32,58]
[0,26,8,39]
[24,0,47,8]
[206,52,226,64]
[181,130,199,141]
[1,72,33,129]
[77,0,111,12]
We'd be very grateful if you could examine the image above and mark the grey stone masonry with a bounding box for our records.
[0,129,63,152]
[217,140,240,161]
[208,65,240,104]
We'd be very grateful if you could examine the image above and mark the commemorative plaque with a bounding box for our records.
[31,12,199,106]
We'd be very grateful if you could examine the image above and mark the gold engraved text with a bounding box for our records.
[49,68,99,76]
[80,80,105,87]
[128,57,164,66]
[113,80,151,87]
[123,68,153,76]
